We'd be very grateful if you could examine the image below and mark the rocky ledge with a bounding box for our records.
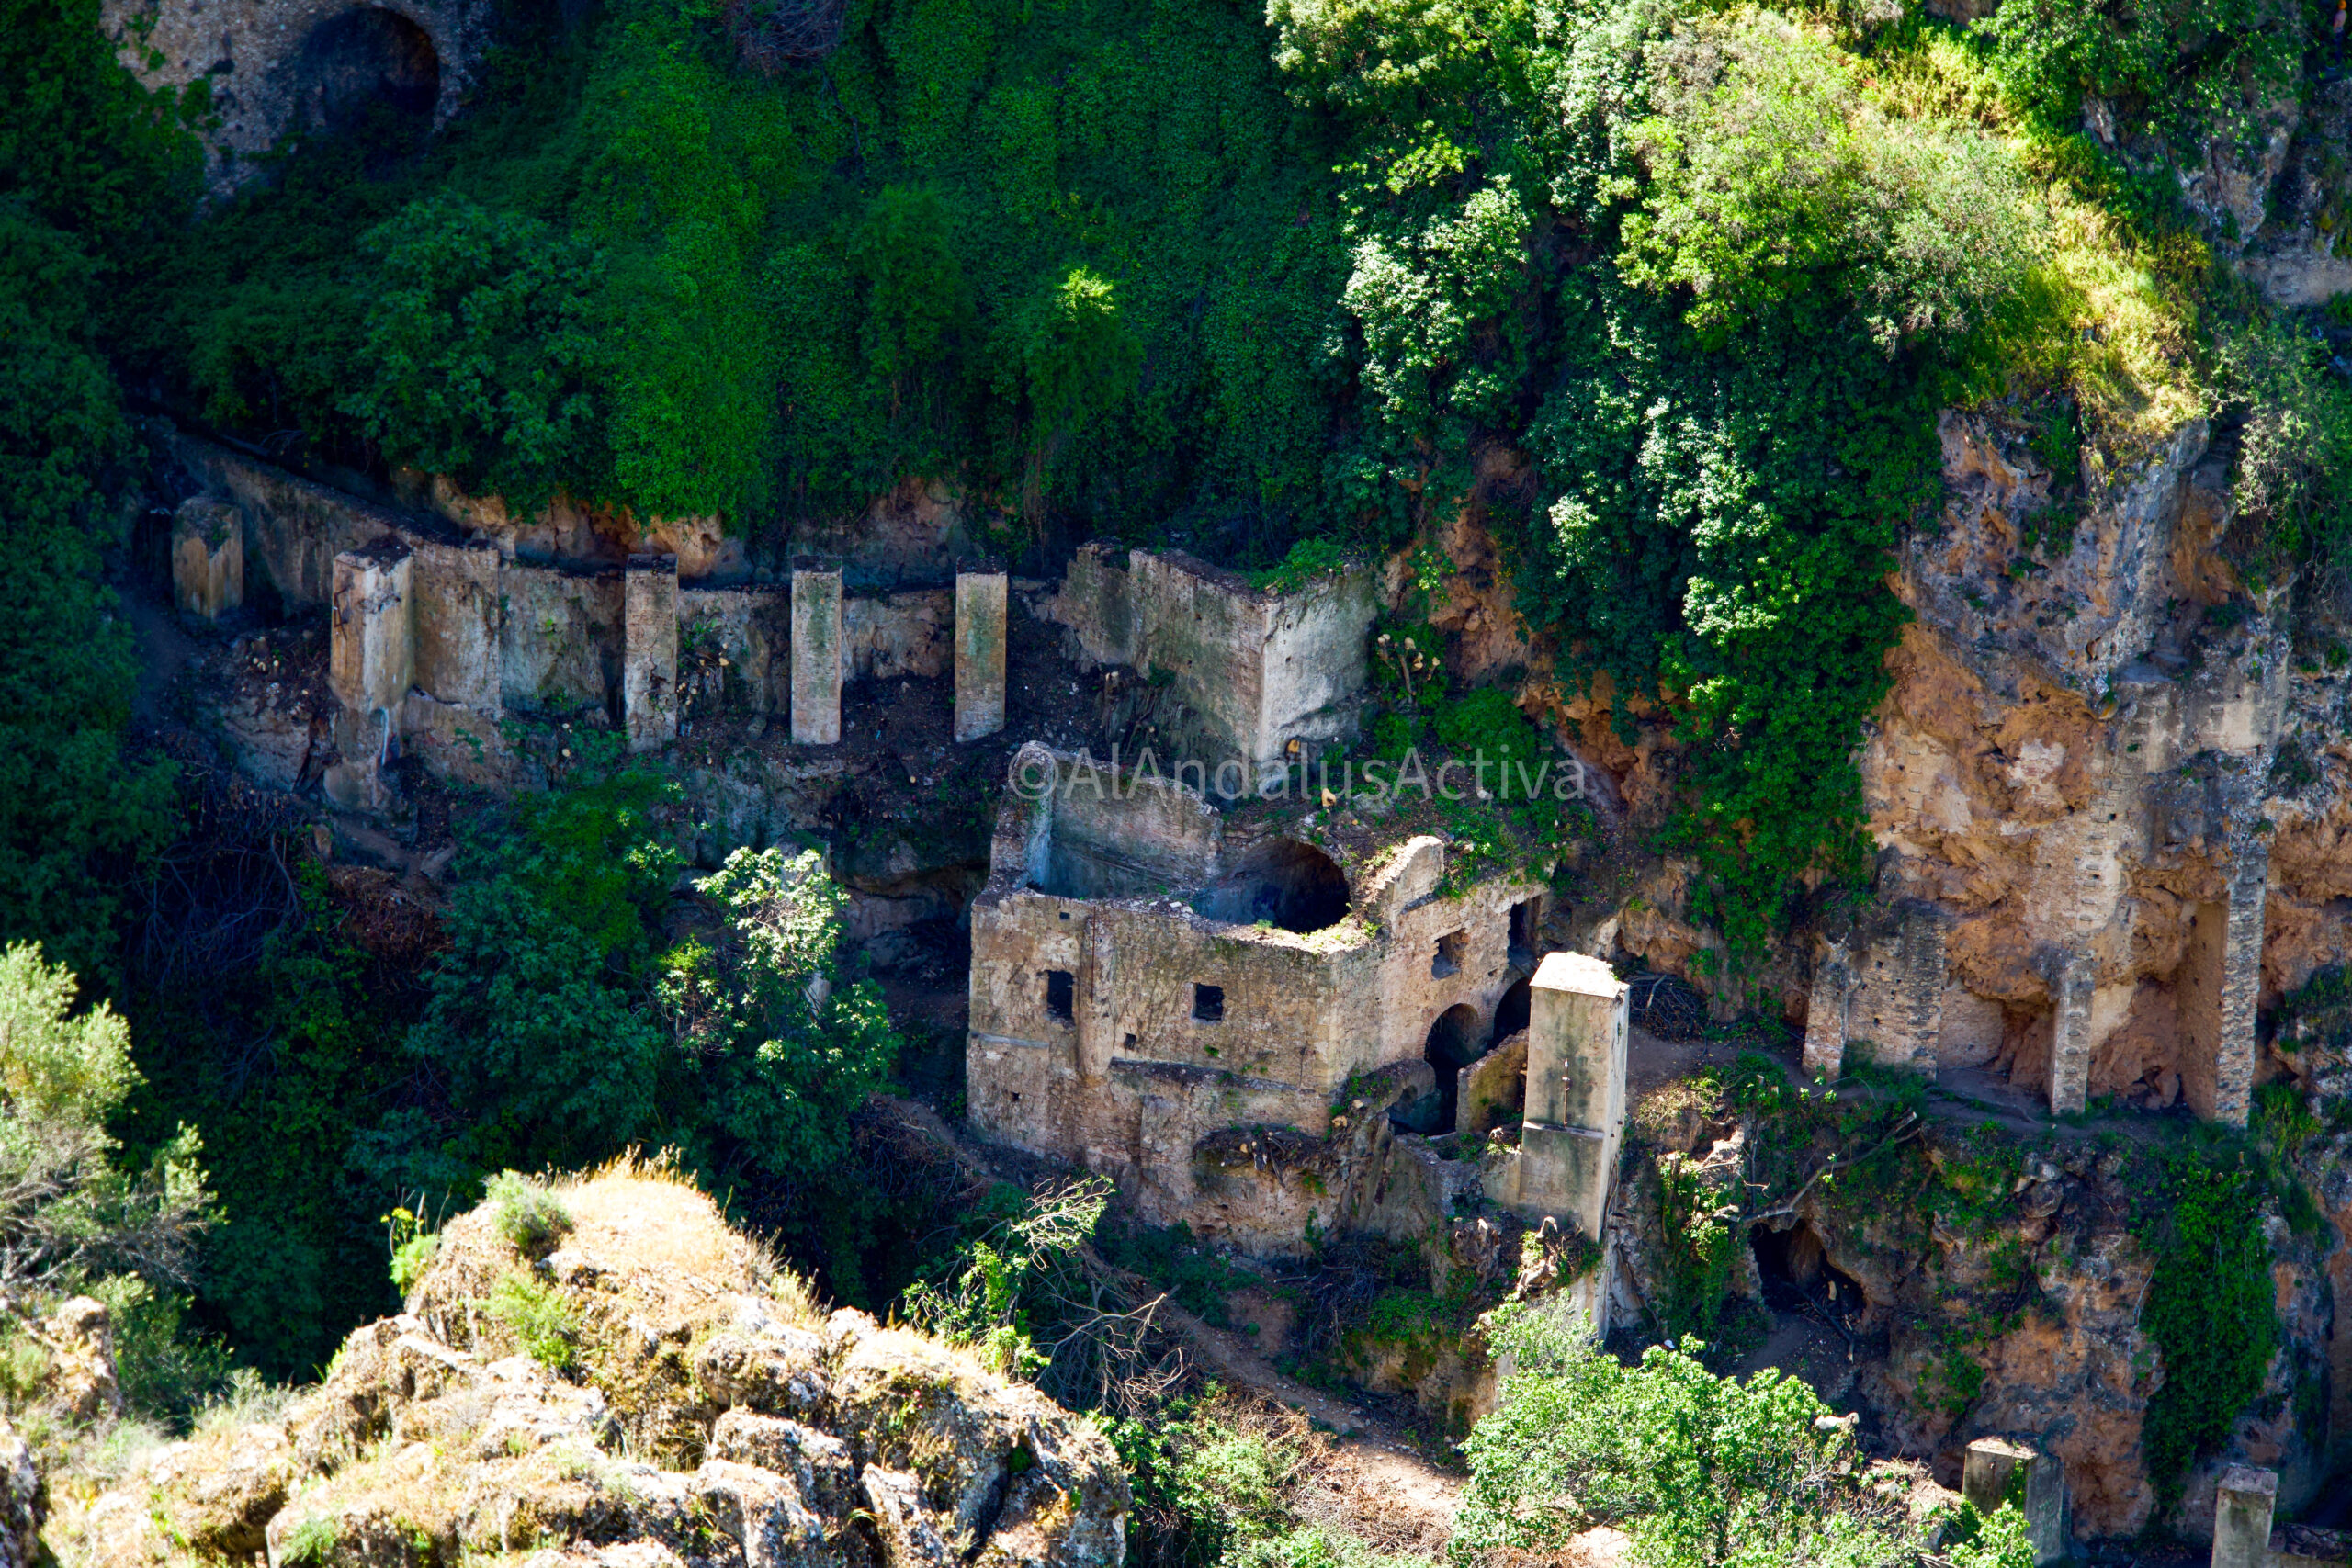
[47,1162,1129,1568]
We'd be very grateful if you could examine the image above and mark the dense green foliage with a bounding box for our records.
[1111,1394,1424,1568]
[0,0,198,982]
[0,944,223,1427]
[1454,1303,2034,1568]
[121,874,417,1378]
[372,756,897,1210]
[2132,1137,2283,1508]
[1983,0,2301,155]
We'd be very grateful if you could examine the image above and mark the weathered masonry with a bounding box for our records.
[1053,542,1379,778]
[1482,952,1628,1242]
[965,743,1566,1251]
[163,431,1011,793]
[102,0,497,193]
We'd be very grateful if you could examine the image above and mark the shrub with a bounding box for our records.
[277,1516,339,1568]
[0,943,213,1299]
[1015,265,1143,446]
[486,1271,577,1368]
[1623,9,2038,347]
[344,195,612,509]
[1984,0,2300,154]
[1453,1303,1919,1568]
[486,1171,573,1256]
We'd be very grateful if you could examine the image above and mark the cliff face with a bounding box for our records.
[47,1164,1130,1568]
[1860,408,2351,1102]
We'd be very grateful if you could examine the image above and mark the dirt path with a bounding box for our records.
[879,1099,1467,1548]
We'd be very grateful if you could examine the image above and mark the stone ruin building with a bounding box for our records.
[962,745,1628,1254]
[102,0,496,192]
[164,421,1637,1271]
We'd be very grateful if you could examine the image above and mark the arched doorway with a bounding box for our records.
[1489,976,1531,1047]
[1396,1002,1484,1135]
[298,7,441,136]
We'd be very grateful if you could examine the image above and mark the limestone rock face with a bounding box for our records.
[48,1168,1130,1568]
[1,1417,42,1568]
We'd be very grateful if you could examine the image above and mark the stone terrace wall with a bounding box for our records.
[162,430,955,786]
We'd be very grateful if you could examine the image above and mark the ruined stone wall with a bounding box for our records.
[1047,545,1376,774]
[163,430,963,789]
[1811,405,2347,1122]
[967,750,1547,1247]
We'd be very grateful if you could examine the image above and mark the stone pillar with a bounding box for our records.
[2210,1466,2276,1568]
[2182,840,2267,1128]
[1803,939,1853,1080]
[790,565,843,746]
[623,554,679,754]
[955,570,1009,743]
[1510,952,1629,1242]
[1962,1438,2066,1567]
[171,499,243,622]
[325,537,413,813]
[2050,953,2096,1116]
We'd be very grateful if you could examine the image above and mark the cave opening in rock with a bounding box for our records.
[297,7,441,136]
[1750,1220,1866,1321]
[1197,839,1350,933]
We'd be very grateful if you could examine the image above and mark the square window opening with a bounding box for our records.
[1432,931,1466,979]
[1045,969,1075,1021]
[1193,984,1226,1023]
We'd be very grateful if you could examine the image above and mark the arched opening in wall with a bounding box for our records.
[1395,1002,1484,1135]
[1749,1220,1865,1325]
[297,7,440,139]
[1490,976,1531,1048]
[1195,840,1350,932]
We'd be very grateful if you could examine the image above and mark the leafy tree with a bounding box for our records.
[654,846,899,1189]
[1623,12,2037,347]
[1454,1303,1926,1568]
[396,764,680,1179]
[1018,266,1144,446]
[0,943,212,1300]
[0,0,197,985]
[344,195,612,508]
[1984,0,2301,153]
[0,215,179,985]
[851,185,973,400]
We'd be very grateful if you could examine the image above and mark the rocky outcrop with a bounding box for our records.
[48,1164,1129,1568]
[1610,1106,2337,1541]
[1,1417,41,1568]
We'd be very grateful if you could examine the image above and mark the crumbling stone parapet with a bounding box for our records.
[2211,1465,2276,1568]
[1800,906,1945,1081]
[791,565,843,746]
[955,570,1008,743]
[171,500,243,622]
[1962,1438,2066,1567]
[623,554,679,754]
